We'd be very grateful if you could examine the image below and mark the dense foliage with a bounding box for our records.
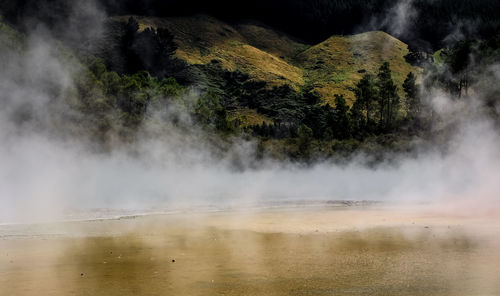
[248,63,421,141]
[73,57,186,144]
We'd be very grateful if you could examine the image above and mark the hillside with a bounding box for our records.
[1,8,498,161]
[0,13,435,158]
[113,15,306,90]
[113,15,421,106]
[297,31,421,105]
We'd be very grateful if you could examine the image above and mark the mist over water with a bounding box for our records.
[1,2,500,224]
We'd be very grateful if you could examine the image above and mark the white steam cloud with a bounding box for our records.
[379,0,418,38]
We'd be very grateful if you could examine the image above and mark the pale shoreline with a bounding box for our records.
[0,200,384,227]
[1,201,497,233]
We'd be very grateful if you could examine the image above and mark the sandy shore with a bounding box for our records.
[1,205,500,295]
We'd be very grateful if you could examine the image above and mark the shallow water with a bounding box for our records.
[1,207,499,295]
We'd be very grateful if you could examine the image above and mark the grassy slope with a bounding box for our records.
[433,48,448,64]
[228,107,273,127]
[116,15,304,88]
[113,15,421,119]
[297,31,422,106]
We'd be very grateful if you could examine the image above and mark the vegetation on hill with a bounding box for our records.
[296,31,420,106]
[427,38,500,106]
[76,14,429,160]
[0,18,186,146]
[1,8,500,162]
[97,16,420,107]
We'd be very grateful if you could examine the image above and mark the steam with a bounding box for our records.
[380,0,417,38]
[361,0,418,40]
[1,1,500,224]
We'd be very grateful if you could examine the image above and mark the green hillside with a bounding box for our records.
[113,15,304,89]
[113,15,421,107]
[297,31,422,106]
[0,13,437,160]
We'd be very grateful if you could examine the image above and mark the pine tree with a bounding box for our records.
[297,124,313,156]
[376,62,399,130]
[332,94,351,139]
[449,39,472,98]
[403,72,420,120]
[353,73,377,131]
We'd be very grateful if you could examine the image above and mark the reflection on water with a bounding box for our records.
[1,212,500,296]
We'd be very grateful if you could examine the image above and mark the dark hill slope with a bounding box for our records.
[109,15,420,106]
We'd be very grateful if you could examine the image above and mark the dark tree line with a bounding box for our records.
[250,62,422,141]
[92,17,181,79]
[427,37,500,99]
